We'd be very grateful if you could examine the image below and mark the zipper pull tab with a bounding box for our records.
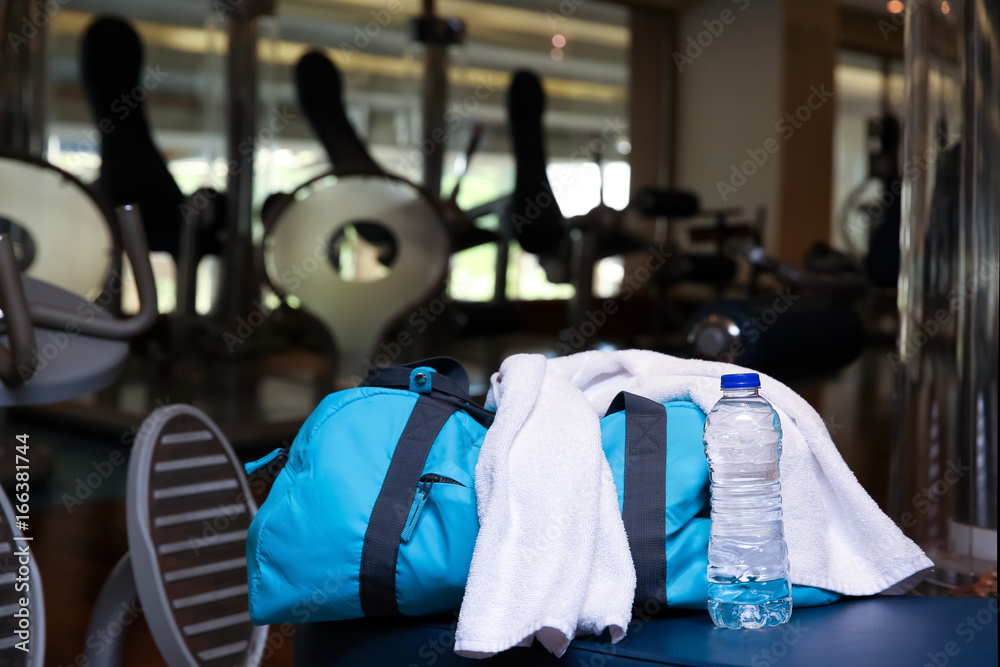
[401,481,432,543]
[244,447,286,475]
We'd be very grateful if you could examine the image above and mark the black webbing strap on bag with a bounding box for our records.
[607,391,668,610]
[361,357,494,427]
[359,394,458,616]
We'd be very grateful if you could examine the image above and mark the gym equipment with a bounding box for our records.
[505,70,568,266]
[684,237,868,374]
[0,203,266,667]
[686,296,866,374]
[80,14,228,323]
[293,596,997,666]
[503,68,866,368]
[1,204,157,666]
[0,235,33,386]
[82,405,267,667]
[80,17,221,261]
[0,1,45,152]
[217,0,277,322]
[507,70,660,325]
[505,69,748,341]
[262,51,497,381]
[81,10,292,323]
[410,0,466,199]
[0,151,119,300]
[0,205,154,492]
[836,50,903,290]
[37,14,332,450]
[736,239,869,297]
[644,204,763,337]
[1,205,157,405]
[839,111,902,289]
[0,240,46,667]
[645,202,760,292]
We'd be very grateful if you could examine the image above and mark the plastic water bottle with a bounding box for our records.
[703,372,791,629]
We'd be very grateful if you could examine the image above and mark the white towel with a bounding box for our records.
[453,354,635,658]
[454,349,933,658]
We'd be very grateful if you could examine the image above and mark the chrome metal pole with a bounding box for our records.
[220,0,275,322]
[413,0,463,198]
[954,0,998,562]
[421,1,446,197]
[895,0,998,585]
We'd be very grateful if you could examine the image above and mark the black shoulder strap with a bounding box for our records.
[607,391,668,611]
[359,395,458,616]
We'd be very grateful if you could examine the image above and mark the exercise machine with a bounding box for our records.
[261,51,499,383]
[0,151,119,301]
[81,405,268,667]
[1,204,158,666]
[504,69,749,346]
[17,12,334,449]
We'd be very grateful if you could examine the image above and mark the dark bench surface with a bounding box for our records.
[295,596,998,666]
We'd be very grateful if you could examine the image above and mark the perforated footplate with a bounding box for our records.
[127,406,267,667]
[0,488,44,666]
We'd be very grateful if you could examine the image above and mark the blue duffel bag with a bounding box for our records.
[245,358,493,624]
[600,391,841,611]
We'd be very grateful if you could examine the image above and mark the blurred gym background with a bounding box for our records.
[1,0,996,664]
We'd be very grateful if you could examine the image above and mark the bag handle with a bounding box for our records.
[607,391,669,611]
[359,359,493,614]
[362,357,494,427]
[359,394,458,616]
[245,359,494,477]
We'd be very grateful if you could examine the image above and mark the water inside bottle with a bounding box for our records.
[708,580,792,629]
[704,385,792,629]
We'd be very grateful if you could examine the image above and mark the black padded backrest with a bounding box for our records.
[80,15,185,256]
[295,50,381,174]
[506,69,565,256]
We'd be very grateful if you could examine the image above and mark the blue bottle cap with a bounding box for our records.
[720,373,760,389]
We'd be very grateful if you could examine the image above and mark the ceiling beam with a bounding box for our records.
[838,5,904,59]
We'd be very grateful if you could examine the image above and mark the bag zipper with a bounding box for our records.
[244,446,289,475]
[400,474,465,542]
[417,473,464,486]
